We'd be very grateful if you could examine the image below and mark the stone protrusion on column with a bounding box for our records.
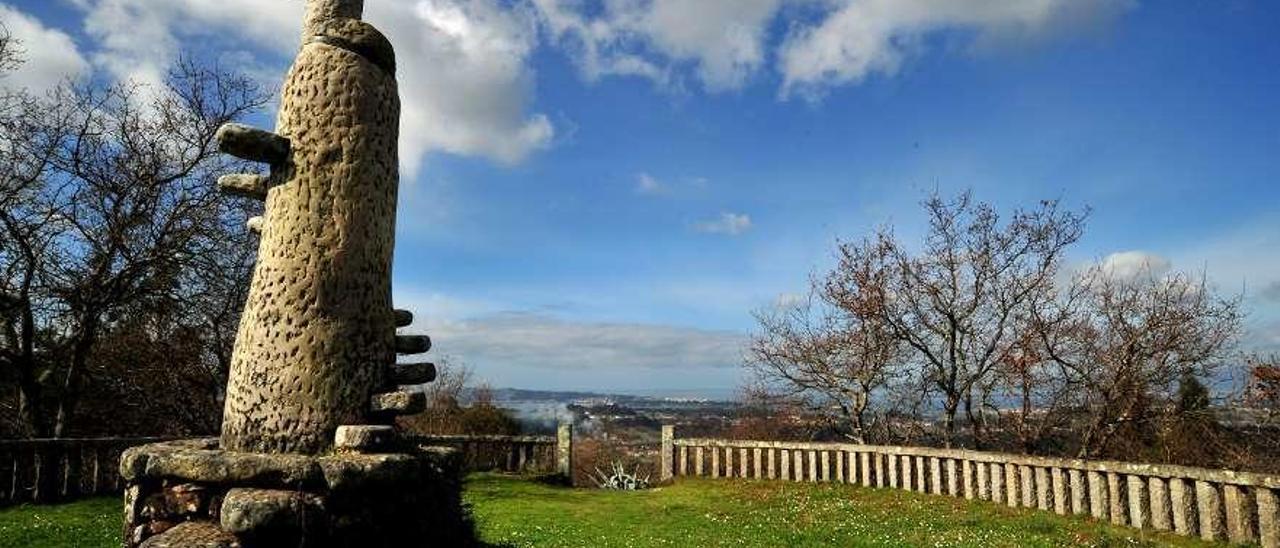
[393,309,413,327]
[1127,475,1148,529]
[1223,484,1254,543]
[246,216,264,234]
[1088,470,1108,519]
[395,334,431,354]
[369,390,426,415]
[1196,480,1224,541]
[1258,487,1279,548]
[659,425,673,482]
[1069,470,1086,515]
[218,174,270,201]
[1170,477,1195,536]
[1149,476,1171,531]
[215,123,290,165]
[1108,473,1126,526]
[388,362,435,385]
[1052,468,1067,515]
[334,424,395,453]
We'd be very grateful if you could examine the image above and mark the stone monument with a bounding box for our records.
[119,1,470,545]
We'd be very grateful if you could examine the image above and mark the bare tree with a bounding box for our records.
[1038,265,1242,458]
[748,246,904,443]
[836,192,1086,447]
[0,53,267,437]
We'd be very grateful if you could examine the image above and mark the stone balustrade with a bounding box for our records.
[0,437,180,505]
[409,424,573,478]
[663,429,1279,547]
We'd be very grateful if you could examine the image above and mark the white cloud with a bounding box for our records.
[635,172,664,194]
[0,4,89,93]
[71,0,552,174]
[778,0,1134,99]
[695,212,753,236]
[1098,250,1171,280]
[532,0,784,92]
[419,311,745,370]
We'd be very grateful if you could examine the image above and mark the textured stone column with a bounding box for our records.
[695,446,704,476]
[976,460,989,500]
[780,449,790,480]
[557,423,574,480]
[902,456,913,491]
[1088,471,1108,519]
[834,451,844,483]
[767,448,776,480]
[931,458,944,494]
[1224,484,1254,544]
[962,460,974,500]
[1021,465,1035,508]
[873,454,884,487]
[1258,487,1278,548]
[754,448,763,479]
[1036,467,1051,510]
[220,0,403,454]
[1108,472,1126,525]
[915,456,926,494]
[820,451,830,482]
[1196,480,1224,541]
[1170,477,1195,536]
[711,447,720,478]
[1149,477,1171,531]
[1127,475,1148,529]
[678,446,688,476]
[659,425,673,482]
[1006,463,1020,508]
[861,452,871,487]
[947,459,960,496]
[888,453,899,488]
[1052,468,1067,515]
[1069,470,1086,515]
[991,463,1004,505]
[738,448,748,478]
[795,450,805,482]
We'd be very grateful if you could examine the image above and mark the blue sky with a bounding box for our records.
[4,0,1278,396]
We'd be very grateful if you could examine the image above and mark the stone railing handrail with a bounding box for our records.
[0,436,186,505]
[672,437,1280,489]
[409,425,573,478]
[662,427,1279,546]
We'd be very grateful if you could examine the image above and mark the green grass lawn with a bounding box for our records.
[0,475,1223,547]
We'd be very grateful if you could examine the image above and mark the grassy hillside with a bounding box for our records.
[0,475,1221,547]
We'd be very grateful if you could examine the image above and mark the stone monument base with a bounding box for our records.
[120,438,473,547]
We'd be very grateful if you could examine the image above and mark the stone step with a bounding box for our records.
[370,390,426,416]
[394,334,431,354]
[334,424,397,453]
[388,362,435,385]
